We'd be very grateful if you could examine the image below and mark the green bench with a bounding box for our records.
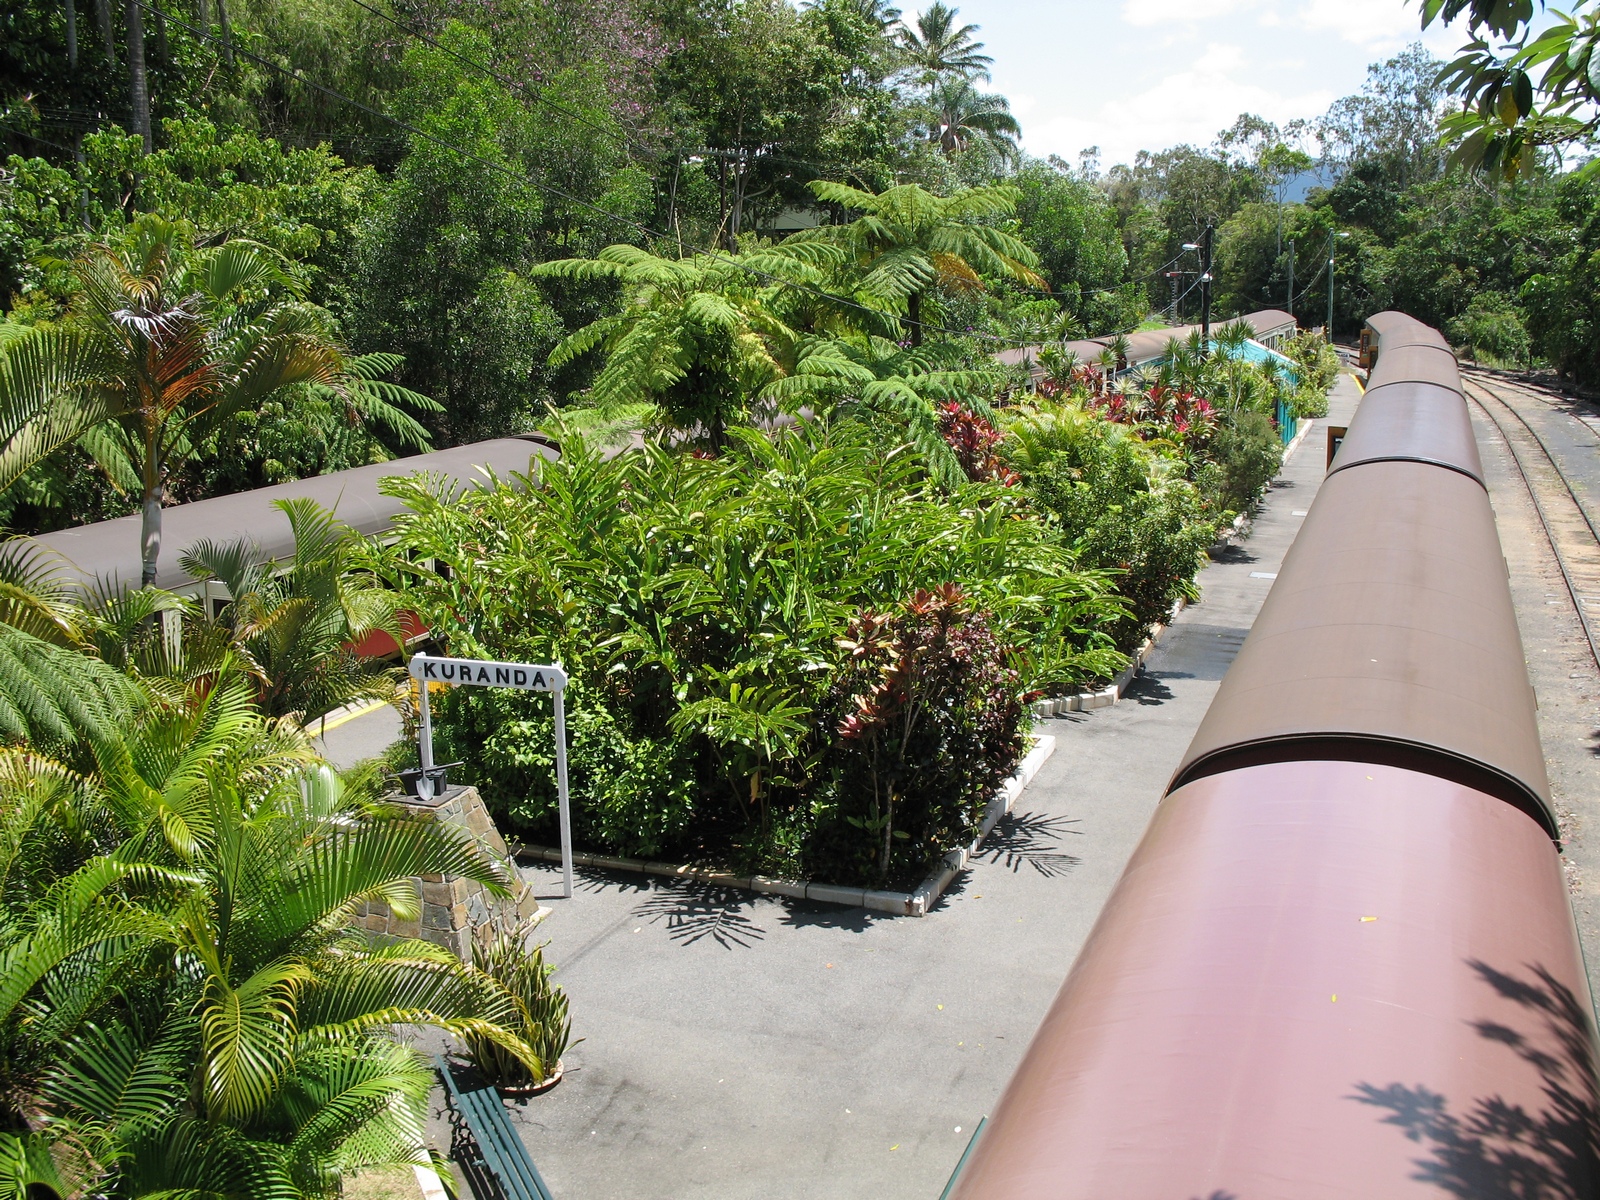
[436,1058,555,1200]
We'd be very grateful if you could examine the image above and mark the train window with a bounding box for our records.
[1326,425,1348,469]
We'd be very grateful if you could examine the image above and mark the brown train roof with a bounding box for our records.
[1169,459,1552,833]
[29,435,559,592]
[947,759,1596,1200]
[1327,380,1484,485]
[1170,309,1550,834]
[1368,342,1462,393]
[1365,309,1452,352]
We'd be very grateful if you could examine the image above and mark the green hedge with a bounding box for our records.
[383,421,1126,888]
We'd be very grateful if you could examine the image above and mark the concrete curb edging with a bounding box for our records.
[511,735,1057,918]
[906,733,1056,916]
[1028,602,1184,719]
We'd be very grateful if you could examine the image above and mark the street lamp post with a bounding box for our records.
[1180,240,1200,323]
[1200,222,1215,345]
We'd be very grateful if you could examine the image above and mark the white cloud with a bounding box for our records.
[1015,38,1336,167]
[973,0,1498,172]
[1194,41,1246,73]
[1298,0,1466,53]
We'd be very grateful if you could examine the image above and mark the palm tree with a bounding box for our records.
[533,242,841,446]
[180,498,405,725]
[0,215,439,588]
[897,1,992,83]
[929,78,1022,161]
[790,180,1045,346]
[0,678,540,1198]
[848,0,901,28]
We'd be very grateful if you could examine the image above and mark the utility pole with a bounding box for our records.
[65,0,78,68]
[1326,229,1339,337]
[1285,240,1295,317]
[1200,222,1215,345]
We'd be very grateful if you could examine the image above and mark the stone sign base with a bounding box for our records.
[353,784,543,960]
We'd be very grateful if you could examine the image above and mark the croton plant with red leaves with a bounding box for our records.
[937,403,1020,486]
[819,583,1025,886]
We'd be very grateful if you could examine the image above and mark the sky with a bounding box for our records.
[942,0,1477,168]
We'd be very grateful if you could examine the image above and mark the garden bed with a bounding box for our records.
[512,735,1057,917]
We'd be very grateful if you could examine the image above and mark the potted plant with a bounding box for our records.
[462,922,575,1095]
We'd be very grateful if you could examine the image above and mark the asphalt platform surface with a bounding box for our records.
[449,375,1365,1200]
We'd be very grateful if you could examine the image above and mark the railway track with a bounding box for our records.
[1458,369,1600,671]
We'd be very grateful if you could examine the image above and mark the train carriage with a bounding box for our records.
[948,312,1600,1199]
[25,434,559,617]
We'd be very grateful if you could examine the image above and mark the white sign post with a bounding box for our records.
[408,654,574,899]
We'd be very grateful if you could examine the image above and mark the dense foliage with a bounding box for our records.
[0,557,563,1199]
[0,1,1369,1189]
[374,305,1313,888]
[378,425,1125,887]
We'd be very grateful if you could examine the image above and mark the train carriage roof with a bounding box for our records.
[29,435,559,592]
[996,309,1298,379]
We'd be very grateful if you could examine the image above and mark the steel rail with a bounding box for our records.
[1460,375,1600,672]
[1462,366,1600,543]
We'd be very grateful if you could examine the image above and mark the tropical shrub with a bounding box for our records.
[0,551,566,1199]
[1004,401,1218,648]
[463,924,575,1090]
[0,677,542,1199]
[938,402,1017,484]
[1211,411,1284,514]
[380,421,1126,882]
[811,584,1024,885]
[179,498,405,725]
[1283,331,1340,418]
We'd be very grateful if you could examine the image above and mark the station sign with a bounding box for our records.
[409,656,567,691]
[408,652,575,899]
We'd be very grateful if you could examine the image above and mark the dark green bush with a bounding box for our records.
[432,680,703,861]
[1211,411,1283,514]
[1011,416,1218,649]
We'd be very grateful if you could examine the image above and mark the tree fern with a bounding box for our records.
[787,180,1045,346]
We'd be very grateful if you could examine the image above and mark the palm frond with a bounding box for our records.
[0,326,123,493]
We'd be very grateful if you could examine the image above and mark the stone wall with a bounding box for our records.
[353,784,542,960]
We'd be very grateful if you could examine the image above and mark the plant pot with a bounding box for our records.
[497,1060,563,1098]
